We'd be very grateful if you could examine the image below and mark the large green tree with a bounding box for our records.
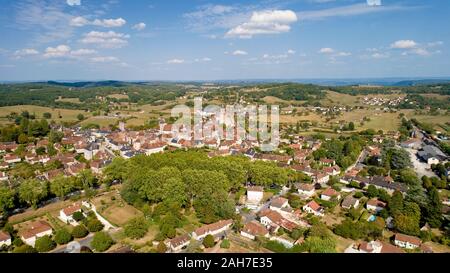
[18,179,48,209]
[424,187,443,228]
[0,186,15,214]
[50,175,74,199]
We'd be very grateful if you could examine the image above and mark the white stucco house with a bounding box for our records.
[20,221,53,247]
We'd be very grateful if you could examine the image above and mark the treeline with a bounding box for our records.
[104,151,296,224]
[398,94,450,110]
[0,83,187,110]
[238,83,326,103]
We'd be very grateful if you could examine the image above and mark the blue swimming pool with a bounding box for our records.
[368,215,376,222]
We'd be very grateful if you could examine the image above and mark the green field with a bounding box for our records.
[0,105,89,125]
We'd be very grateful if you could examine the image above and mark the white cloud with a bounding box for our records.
[298,3,410,21]
[167,59,185,64]
[335,51,352,57]
[226,10,298,38]
[287,49,296,55]
[90,56,119,63]
[67,0,81,6]
[232,50,248,56]
[93,18,126,28]
[14,48,39,58]
[367,0,382,6]
[70,17,126,28]
[391,40,417,49]
[409,48,431,56]
[43,45,71,58]
[195,57,212,62]
[70,49,97,56]
[132,23,146,31]
[371,52,389,59]
[318,47,335,54]
[391,39,441,57]
[427,41,444,47]
[262,54,288,60]
[80,31,130,48]
[70,16,90,27]
[183,4,241,32]
[15,0,75,43]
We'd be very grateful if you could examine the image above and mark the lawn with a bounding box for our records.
[322,91,359,106]
[55,97,82,104]
[81,116,119,128]
[8,199,75,225]
[91,191,143,227]
[107,94,130,100]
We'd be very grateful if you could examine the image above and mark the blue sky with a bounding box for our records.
[0,0,449,81]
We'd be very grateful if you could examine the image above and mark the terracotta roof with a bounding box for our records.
[20,221,52,239]
[270,197,288,208]
[259,209,297,231]
[322,188,339,197]
[259,209,283,222]
[380,242,405,253]
[296,183,315,191]
[305,201,322,212]
[242,221,269,237]
[169,234,190,248]
[0,231,10,241]
[62,202,82,216]
[247,186,264,193]
[320,158,335,164]
[194,219,233,237]
[367,199,387,208]
[395,233,421,246]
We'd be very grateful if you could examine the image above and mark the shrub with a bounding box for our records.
[13,245,37,253]
[54,229,73,245]
[13,238,24,247]
[72,225,89,238]
[86,219,104,233]
[72,211,84,222]
[124,217,149,239]
[35,235,56,253]
[202,235,215,248]
[290,228,306,240]
[91,232,114,252]
[220,239,230,249]
[353,192,364,199]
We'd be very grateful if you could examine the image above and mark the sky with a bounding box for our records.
[0,0,449,81]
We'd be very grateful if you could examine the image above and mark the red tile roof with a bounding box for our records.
[62,202,82,216]
[305,201,322,212]
[0,231,10,241]
[395,233,421,246]
[20,221,52,239]
[322,188,339,197]
[242,221,269,237]
[194,219,233,237]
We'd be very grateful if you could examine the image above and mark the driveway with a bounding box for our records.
[51,234,94,253]
[404,147,437,178]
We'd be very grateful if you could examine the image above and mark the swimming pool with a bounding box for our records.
[368,215,377,222]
